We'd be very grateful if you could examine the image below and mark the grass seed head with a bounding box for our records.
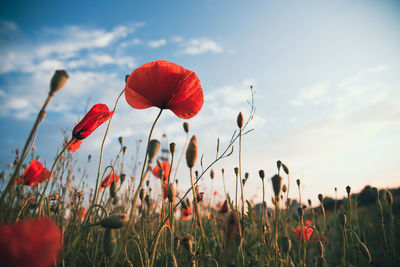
[186,135,198,168]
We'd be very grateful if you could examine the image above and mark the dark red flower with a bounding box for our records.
[17,159,50,187]
[67,104,114,152]
[152,161,171,182]
[0,217,62,267]
[100,171,120,189]
[294,225,313,242]
[125,60,204,119]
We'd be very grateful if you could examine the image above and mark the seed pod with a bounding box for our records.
[296,179,300,186]
[281,237,291,253]
[167,183,175,203]
[385,190,393,205]
[186,135,198,168]
[282,163,289,175]
[50,70,68,95]
[210,169,215,180]
[100,214,129,229]
[147,139,160,163]
[346,186,351,194]
[244,172,249,180]
[317,241,324,257]
[259,170,265,180]
[118,137,124,146]
[183,122,189,133]
[234,167,239,176]
[318,194,323,202]
[110,181,117,198]
[237,112,244,128]
[120,174,126,184]
[359,241,371,263]
[271,174,282,197]
[297,207,303,217]
[169,142,176,154]
[276,160,282,171]
[308,199,312,206]
[102,229,116,257]
[339,212,346,227]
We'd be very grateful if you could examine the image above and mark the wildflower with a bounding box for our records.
[100,171,120,190]
[152,161,171,182]
[125,60,204,119]
[16,159,50,186]
[294,225,313,242]
[0,218,62,267]
[182,206,193,221]
[67,104,114,152]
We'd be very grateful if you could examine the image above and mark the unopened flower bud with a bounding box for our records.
[169,142,176,154]
[100,214,129,229]
[118,137,124,146]
[346,186,351,194]
[237,112,244,128]
[183,122,189,133]
[186,135,198,168]
[88,155,92,162]
[210,169,215,180]
[282,163,289,175]
[282,184,287,193]
[234,167,239,176]
[122,146,127,154]
[296,179,301,186]
[277,160,282,170]
[139,188,145,201]
[297,207,303,217]
[167,183,175,203]
[102,229,116,257]
[110,181,117,198]
[147,139,160,163]
[259,170,265,180]
[146,180,150,187]
[318,194,323,202]
[271,174,282,197]
[245,172,249,180]
[308,199,312,206]
[221,168,224,175]
[120,174,126,184]
[50,70,68,95]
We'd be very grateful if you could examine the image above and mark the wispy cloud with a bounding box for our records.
[148,39,166,48]
[177,37,223,55]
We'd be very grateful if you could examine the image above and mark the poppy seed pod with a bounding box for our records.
[385,190,393,205]
[210,169,215,180]
[100,214,129,229]
[237,112,244,128]
[118,136,124,146]
[346,186,351,194]
[50,70,68,95]
[110,181,117,198]
[167,183,175,203]
[102,229,116,257]
[281,237,291,253]
[183,122,189,133]
[170,142,176,154]
[271,174,282,197]
[282,163,289,175]
[318,194,323,202]
[147,139,160,163]
[221,168,224,175]
[186,135,198,168]
[259,170,265,180]
[234,167,239,176]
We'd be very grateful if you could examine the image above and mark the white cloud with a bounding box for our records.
[178,38,223,55]
[290,81,330,106]
[148,39,166,48]
[119,38,142,48]
[170,36,183,43]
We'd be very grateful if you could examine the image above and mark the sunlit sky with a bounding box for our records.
[1,0,399,205]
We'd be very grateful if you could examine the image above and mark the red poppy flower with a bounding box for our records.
[125,60,204,119]
[294,225,313,242]
[0,217,62,267]
[213,191,218,196]
[152,161,171,182]
[100,171,120,190]
[16,159,50,187]
[79,208,87,222]
[181,206,192,221]
[67,104,114,152]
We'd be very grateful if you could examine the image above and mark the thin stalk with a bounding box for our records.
[190,168,207,247]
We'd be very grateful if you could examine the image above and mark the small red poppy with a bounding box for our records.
[125,60,204,119]
[294,225,313,242]
[100,171,120,189]
[16,159,50,187]
[0,217,62,267]
[152,161,171,182]
[67,104,114,152]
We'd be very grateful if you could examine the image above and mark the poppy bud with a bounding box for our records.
[210,169,215,180]
[100,214,129,229]
[296,179,301,186]
[359,241,371,263]
[234,167,239,176]
[339,212,346,227]
[281,237,291,253]
[221,168,224,175]
[317,241,324,256]
[259,170,265,180]
[167,183,175,203]
[145,195,150,206]
[346,186,351,194]
[181,198,188,210]
[139,188,145,201]
[334,187,337,192]
[271,174,282,197]
[118,137,124,146]
[237,112,244,128]
[385,190,393,205]
[194,170,199,178]
[88,154,92,162]
[110,181,117,198]
[308,199,312,206]
[242,179,246,186]
[122,146,127,154]
[297,207,303,217]
[282,184,287,193]
[318,194,323,202]
[146,180,150,187]
[245,172,249,180]
[147,139,160,163]
[49,70,68,95]
[186,135,198,168]
[282,163,289,175]
[277,160,282,170]
[120,174,126,184]
[169,142,176,154]
[102,229,116,257]
[183,122,189,133]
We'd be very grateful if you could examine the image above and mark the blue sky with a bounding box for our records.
[1,0,399,205]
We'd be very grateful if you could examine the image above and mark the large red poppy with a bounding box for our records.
[125,60,204,119]
[152,161,171,182]
[100,171,120,189]
[0,217,62,267]
[16,159,50,187]
[67,104,114,152]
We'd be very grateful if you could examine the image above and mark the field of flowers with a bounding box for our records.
[0,60,398,267]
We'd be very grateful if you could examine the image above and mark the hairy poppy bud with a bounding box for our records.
[385,190,393,205]
[88,154,92,162]
[245,172,249,180]
[139,188,145,201]
[100,214,129,229]
[271,174,282,197]
[282,163,289,175]
[317,241,324,256]
[122,146,127,154]
[281,237,291,253]
[339,212,346,227]
[359,241,371,263]
[110,181,117,198]
[234,167,239,176]
[50,70,68,95]
[120,174,126,184]
[186,135,198,168]
[183,122,189,133]
[318,194,323,202]
[147,139,160,163]
[308,199,312,206]
[102,229,116,257]
[282,184,287,193]
[146,180,150,187]
[210,169,215,180]
[296,179,301,186]
[346,185,351,194]
[167,183,175,203]
[221,168,224,175]
[237,112,244,128]
[118,136,124,146]
[170,142,176,154]
[277,160,282,170]
[259,170,265,180]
